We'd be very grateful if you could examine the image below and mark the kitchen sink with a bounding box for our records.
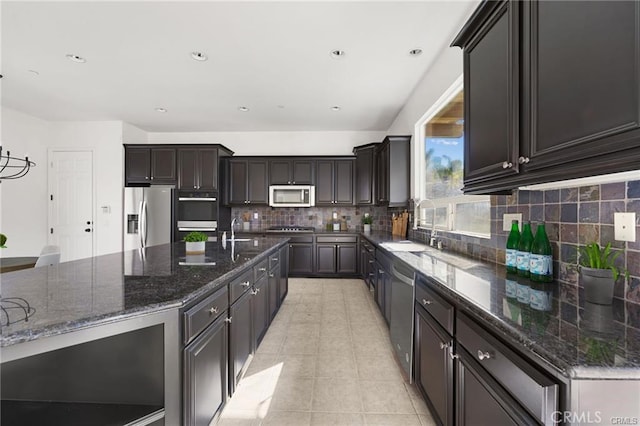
[380,241,429,252]
[229,238,253,242]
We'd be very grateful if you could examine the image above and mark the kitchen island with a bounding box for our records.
[1,236,288,426]
[361,232,640,425]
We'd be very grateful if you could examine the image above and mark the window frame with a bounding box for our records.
[413,75,491,238]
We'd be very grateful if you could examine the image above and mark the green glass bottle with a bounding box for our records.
[516,221,534,277]
[530,222,553,282]
[505,220,520,274]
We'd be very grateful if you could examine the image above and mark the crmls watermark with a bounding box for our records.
[552,412,639,425]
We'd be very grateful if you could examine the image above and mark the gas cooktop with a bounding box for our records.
[265,226,315,233]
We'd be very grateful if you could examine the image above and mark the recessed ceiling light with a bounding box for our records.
[238,106,249,112]
[330,50,346,59]
[277,105,285,109]
[331,106,341,111]
[66,54,86,63]
[409,48,423,56]
[191,52,208,61]
[155,107,167,113]
[28,70,39,76]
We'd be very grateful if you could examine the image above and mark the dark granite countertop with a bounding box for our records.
[362,232,640,380]
[236,228,360,235]
[1,237,288,347]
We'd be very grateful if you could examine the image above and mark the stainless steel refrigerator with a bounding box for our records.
[123,185,174,251]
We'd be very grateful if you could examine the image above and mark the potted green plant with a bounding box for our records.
[578,242,628,305]
[362,214,373,233]
[184,231,208,254]
[0,233,7,248]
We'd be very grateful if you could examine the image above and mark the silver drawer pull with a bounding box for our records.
[378,269,384,274]
[269,273,275,277]
[439,342,448,350]
[250,289,258,295]
[368,260,374,264]
[422,299,432,305]
[241,281,250,287]
[225,317,232,323]
[477,350,492,361]
[208,307,218,315]
[271,257,279,262]
[448,346,459,360]
[258,267,267,272]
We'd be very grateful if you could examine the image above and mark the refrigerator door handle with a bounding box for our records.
[138,200,144,248]
[142,200,149,247]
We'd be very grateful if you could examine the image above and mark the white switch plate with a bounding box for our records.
[253,212,259,220]
[503,213,523,231]
[614,212,636,242]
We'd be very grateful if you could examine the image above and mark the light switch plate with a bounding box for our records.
[253,212,259,220]
[614,212,636,242]
[503,213,523,231]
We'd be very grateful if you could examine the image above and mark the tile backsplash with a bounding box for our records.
[409,180,640,305]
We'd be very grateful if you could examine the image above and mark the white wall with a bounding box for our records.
[1,107,50,257]
[147,131,386,155]
[123,122,148,144]
[1,107,124,258]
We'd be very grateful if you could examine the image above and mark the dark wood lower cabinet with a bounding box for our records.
[268,264,280,321]
[289,243,314,276]
[229,290,252,393]
[337,244,357,274]
[183,315,228,426]
[251,275,269,350]
[415,306,453,426]
[456,347,537,426]
[316,244,337,274]
[279,246,289,303]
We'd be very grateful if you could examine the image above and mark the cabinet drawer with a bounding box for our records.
[316,235,357,243]
[361,240,375,252]
[229,268,254,304]
[268,252,280,271]
[414,274,454,335]
[184,286,228,344]
[254,258,269,281]
[456,312,558,424]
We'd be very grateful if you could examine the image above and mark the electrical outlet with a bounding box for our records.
[614,212,636,242]
[253,212,259,220]
[503,213,523,231]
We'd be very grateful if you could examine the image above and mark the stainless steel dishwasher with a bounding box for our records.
[389,259,415,381]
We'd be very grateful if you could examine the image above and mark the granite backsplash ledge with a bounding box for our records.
[408,180,640,306]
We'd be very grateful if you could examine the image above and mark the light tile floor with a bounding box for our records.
[218,278,436,426]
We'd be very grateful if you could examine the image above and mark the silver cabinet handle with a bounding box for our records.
[368,260,374,264]
[422,299,432,305]
[250,289,258,295]
[449,346,459,360]
[269,273,275,277]
[378,269,384,274]
[502,161,513,169]
[477,350,492,361]
[225,317,232,323]
[518,156,530,164]
[209,307,218,315]
[258,267,267,272]
[439,342,449,350]
[241,281,250,287]
[270,257,279,262]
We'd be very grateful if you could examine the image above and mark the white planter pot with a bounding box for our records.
[185,241,206,255]
[363,224,371,233]
[243,222,251,231]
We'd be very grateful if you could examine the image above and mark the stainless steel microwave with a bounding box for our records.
[269,185,315,207]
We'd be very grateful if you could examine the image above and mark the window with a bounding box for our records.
[414,76,490,237]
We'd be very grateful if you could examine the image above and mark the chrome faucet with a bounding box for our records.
[415,198,438,247]
[231,217,237,240]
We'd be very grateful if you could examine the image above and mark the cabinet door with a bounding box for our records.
[269,160,292,185]
[376,144,390,204]
[229,290,252,393]
[279,246,289,302]
[414,306,453,426]
[334,160,354,205]
[355,147,375,205]
[524,1,640,171]
[150,148,176,184]
[197,148,218,190]
[383,272,392,324]
[268,264,280,321]
[456,347,535,426]
[316,244,337,274]
[375,263,385,314]
[125,148,151,184]
[315,160,334,205]
[292,160,314,184]
[247,160,268,204]
[228,160,248,205]
[336,244,357,275]
[252,275,269,349]
[289,243,314,275]
[178,149,199,190]
[184,315,228,426]
[463,1,519,187]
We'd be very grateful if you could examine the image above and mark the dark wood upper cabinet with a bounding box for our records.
[269,159,314,185]
[353,144,377,206]
[226,159,268,205]
[125,146,177,186]
[150,148,177,184]
[178,148,218,190]
[315,159,354,206]
[453,0,640,193]
[125,148,151,185]
[376,136,410,207]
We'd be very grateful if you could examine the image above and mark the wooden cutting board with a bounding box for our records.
[392,211,409,237]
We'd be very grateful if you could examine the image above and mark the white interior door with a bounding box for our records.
[49,150,94,262]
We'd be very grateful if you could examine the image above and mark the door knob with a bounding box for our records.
[86,221,92,225]
[84,228,91,232]
[502,161,513,169]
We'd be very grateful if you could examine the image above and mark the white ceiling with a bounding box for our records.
[1,1,477,132]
